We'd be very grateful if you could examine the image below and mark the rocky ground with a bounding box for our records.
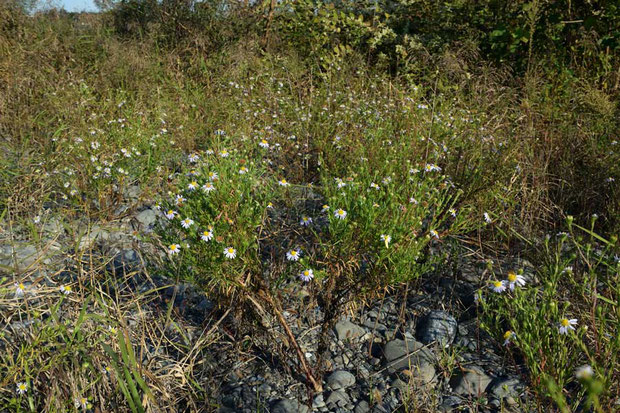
[0,190,533,412]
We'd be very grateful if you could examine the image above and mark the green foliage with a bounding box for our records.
[156,144,272,296]
[479,219,619,410]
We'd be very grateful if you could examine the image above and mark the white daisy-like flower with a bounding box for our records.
[503,330,516,346]
[334,209,347,220]
[335,178,346,188]
[207,171,218,181]
[429,229,439,239]
[60,284,72,295]
[267,202,274,209]
[33,215,41,224]
[187,181,198,191]
[175,194,186,206]
[575,365,594,380]
[506,271,526,290]
[299,269,314,282]
[559,318,577,334]
[449,208,456,217]
[322,204,330,212]
[239,166,248,174]
[219,149,229,158]
[484,212,492,223]
[201,229,214,242]
[202,182,215,193]
[286,249,301,261]
[300,216,312,226]
[188,153,199,163]
[370,182,380,190]
[259,139,270,148]
[278,178,290,187]
[168,244,181,255]
[165,209,177,220]
[380,234,391,247]
[74,396,89,410]
[206,149,214,155]
[181,218,194,229]
[16,382,28,395]
[14,282,25,299]
[489,280,506,293]
[223,247,237,259]
[409,197,418,205]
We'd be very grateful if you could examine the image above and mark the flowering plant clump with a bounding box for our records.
[479,219,619,409]
[319,153,470,292]
[155,142,271,294]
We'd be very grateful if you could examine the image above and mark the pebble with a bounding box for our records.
[327,370,356,390]
[271,399,309,413]
[334,320,367,341]
[450,365,493,396]
[416,310,458,347]
[354,400,370,413]
[383,339,435,381]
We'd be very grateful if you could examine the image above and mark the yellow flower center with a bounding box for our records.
[18,283,24,290]
[170,245,177,251]
[507,272,517,282]
[281,179,287,184]
[503,330,513,340]
[304,271,309,276]
[337,209,344,215]
[561,318,569,327]
[19,384,26,390]
[167,210,174,215]
[290,251,297,256]
[261,139,267,144]
[228,248,234,253]
[493,281,503,288]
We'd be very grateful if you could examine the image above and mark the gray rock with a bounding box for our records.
[451,366,492,396]
[334,320,366,341]
[271,399,309,413]
[383,339,435,379]
[489,377,523,403]
[390,378,409,393]
[438,395,462,412]
[135,208,157,229]
[325,390,350,408]
[0,244,38,270]
[398,362,436,385]
[312,394,325,408]
[327,370,356,390]
[354,400,370,413]
[123,185,142,201]
[78,226,109,250]
[416,310,458,347]
[43,217,64,235]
